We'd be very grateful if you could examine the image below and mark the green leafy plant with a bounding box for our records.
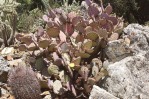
[17,8,44,32]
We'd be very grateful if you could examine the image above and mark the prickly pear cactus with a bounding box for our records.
[14,0,125,98]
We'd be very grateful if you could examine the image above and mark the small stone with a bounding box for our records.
[0,56,10,83]
[43,95,51,99]
[105,39,131,62]
[53,80,63,94]
[1,47,14,55]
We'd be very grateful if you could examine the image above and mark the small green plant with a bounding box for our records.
[17,8,44,33]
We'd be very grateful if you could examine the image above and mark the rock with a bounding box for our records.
[89,85,119,99]
[1,47,14,56]
[0,0,5,4]
[0,56,10,83]
[105,39,132,62]
[123,24,149,52]
[8,59,23,66]
[0,87,9,97]
[53,80,63,95]
[99,24,149,99]
[43,95,51,99]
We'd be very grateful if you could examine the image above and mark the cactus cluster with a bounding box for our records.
[0,0,19,47]
[15,0,124,98]
[8,63,41,99]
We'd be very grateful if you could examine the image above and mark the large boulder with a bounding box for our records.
[89,85,119,99]
[90,24,149,99]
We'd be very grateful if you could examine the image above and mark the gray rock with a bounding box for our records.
[0,87,9,96]
[89,85,119,99]
[105,39,132,62]
[0,56,10,83]
[53,80,63,95]
[124,24,149,52]
[99,24,149,99]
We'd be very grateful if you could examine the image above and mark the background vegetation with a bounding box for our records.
[16,0,149,28]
